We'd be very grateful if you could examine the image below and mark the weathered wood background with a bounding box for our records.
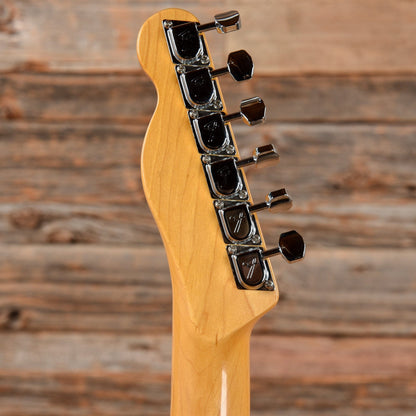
[1,0,415,415]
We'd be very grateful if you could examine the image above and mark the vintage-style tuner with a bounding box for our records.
[138,8,305,416]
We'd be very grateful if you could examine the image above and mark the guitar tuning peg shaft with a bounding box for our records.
[197,10,241,33]
[250,189,293,213]
[211,50,253,81]
[236,144,279,168]
[222,97,266,125]
[262,230,305,263]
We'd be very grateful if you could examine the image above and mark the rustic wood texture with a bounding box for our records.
[0,245,415,336]
[2,1,416,74]
[0,1,415,415]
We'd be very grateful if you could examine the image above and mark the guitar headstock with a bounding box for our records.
[137,9,305,341]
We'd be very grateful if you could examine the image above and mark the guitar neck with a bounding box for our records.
[171,300,252,415]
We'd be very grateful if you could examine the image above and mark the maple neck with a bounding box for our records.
[171,300,252,416]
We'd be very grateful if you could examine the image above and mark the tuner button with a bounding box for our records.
[227,50,253,81]
[267,189,293,212]
[279,231,305,262]
[221,204,252,241]
[214,10,241,33]
[222,97,266,126]
[250,188,292,213]
[240,97,266,125]
[236,250,265,287]
[211,50,253,81]
[254,144,279,166]
[237,144,280,168]
[262,230,305,263]
[198,10,241,34]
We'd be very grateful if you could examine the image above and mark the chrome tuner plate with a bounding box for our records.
[163,20,209,65]
[189,110,235,155]
[227,245,274,291]
[214,200,262,245]
[201,155,249,200]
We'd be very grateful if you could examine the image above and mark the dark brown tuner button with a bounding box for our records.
[211,50,253,81]
[279,230,305,262]
[236,251,265,287]
[227,50,253,81]
[263,230,305,263]
[222,204,252,241]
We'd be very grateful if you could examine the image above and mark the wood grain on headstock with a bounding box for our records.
[138,8,278,416]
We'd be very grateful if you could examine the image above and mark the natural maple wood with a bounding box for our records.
[137,9,278,415]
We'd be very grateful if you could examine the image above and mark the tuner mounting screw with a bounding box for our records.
[163,20,173,29]
[252,235,261,244]
[189,109,198,119]
[214,200,224,209]
[225,145,235,154]
[202,155,211,164]
[200,55,210,65]
[238,189,248,199]
[264,280,274,291]
[176,65,186,74]
[227,245,238,254]
[213,100,222,110]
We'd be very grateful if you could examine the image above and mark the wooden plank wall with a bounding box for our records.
[1,1,415,414]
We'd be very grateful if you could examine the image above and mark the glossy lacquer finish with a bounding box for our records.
[137,9,278,416]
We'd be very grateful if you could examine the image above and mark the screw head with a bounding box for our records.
[200,55,210,65]
[238,189,248,199]
[263,280,274,291]
[212,99,222,110]
[252,235,261,244]
[163,20,173,28]
[227,245,238,254]
[189,109,198,119]
[202,155,211,164]
[214,200,224,209]
[225,145,235,154]
[176,65,186,74]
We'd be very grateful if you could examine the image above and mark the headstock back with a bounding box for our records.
[137,9,303,342]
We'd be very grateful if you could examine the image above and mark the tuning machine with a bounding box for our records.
[164,11,240,64]
[202,144,279,199]
[214,189,292,244]
[177,53,255,109]
[190,97,265,153]
[228,230,305,290]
